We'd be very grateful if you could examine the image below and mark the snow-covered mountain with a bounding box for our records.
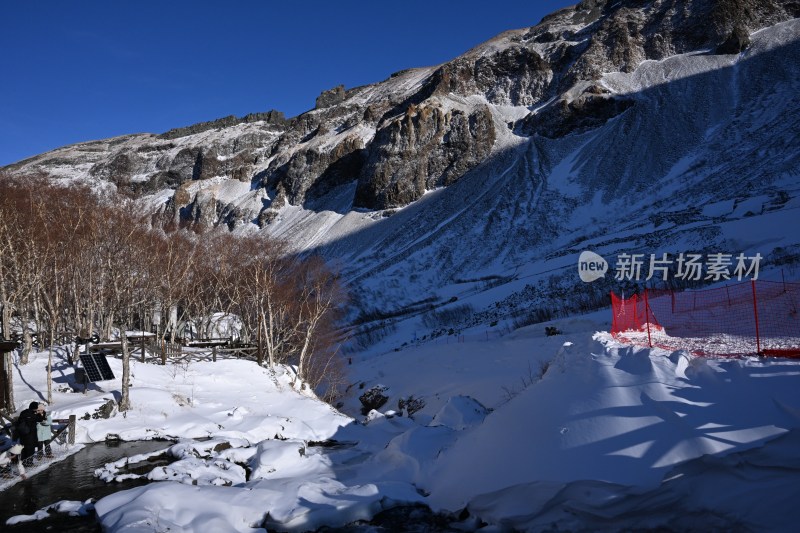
[4,0,800,328]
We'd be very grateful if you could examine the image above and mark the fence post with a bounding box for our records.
[212,346,217,363]
[68,414,76,445]
[751,280,761,354]
[140,335,146,363]
[161,339,166,366]
[644,288,653,348]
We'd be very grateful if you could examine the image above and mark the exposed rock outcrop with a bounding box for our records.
[315,85,347,109]
[3,0,797,229]
[355,102,495,209]
[159,110,287,140]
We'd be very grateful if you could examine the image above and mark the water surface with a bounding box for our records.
[0,440,172,532]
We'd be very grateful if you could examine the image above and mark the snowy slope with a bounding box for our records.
[8,314,800,531]
[316,18,800,318]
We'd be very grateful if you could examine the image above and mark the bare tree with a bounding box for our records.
[155,231,196,346]
[0,172,350,411]
[233,236,294,367]
[292,256,345,390]
[93,203,159,411]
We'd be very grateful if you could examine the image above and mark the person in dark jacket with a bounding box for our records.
[17,401,43,465]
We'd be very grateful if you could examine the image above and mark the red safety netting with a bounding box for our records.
[611,280,800,357]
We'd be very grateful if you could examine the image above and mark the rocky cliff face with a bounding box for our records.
[3,0,799,317]
[7,0,796,223]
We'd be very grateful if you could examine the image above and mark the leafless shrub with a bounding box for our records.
[0,173,347,411]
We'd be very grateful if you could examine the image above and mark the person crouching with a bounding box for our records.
[0,444,27,479]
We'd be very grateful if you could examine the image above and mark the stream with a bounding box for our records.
[0,440,173,532]
[1,432,796,532]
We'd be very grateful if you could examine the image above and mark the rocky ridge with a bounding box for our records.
[6,0,796,226]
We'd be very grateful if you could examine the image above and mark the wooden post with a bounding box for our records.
[68,414,76,445]
[212,345,217,362]
[140,334,146,363]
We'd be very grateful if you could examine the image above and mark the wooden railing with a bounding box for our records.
[89,338,261,366]
[51,416,77,446]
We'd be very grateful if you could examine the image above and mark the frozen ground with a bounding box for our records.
[4,314,800,531]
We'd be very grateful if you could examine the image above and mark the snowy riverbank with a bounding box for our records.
[6,317,800,531]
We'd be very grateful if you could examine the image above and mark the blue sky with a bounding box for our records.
[0,1,574,166]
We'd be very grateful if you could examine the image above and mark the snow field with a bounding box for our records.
[8,312,800,531]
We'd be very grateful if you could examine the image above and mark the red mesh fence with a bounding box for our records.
[611,280,800,357]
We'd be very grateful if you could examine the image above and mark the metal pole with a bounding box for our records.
[752,280,761,354]
[644,288,653,348]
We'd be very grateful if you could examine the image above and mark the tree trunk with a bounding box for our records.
[119,333,131,411]
[257,316,264,367]
[15,302,32,364]
[47,330,54,405]
[0,298,16,410]
[72,343,81,367]
[3,352,15,413]
[265,302,275,368]
[103,311,115,341]
[0,301,10,340]
[22,330,32,363]
[296,332,313,385]
[29,296,42,365]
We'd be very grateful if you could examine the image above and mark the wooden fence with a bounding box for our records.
[90,339,260,365]
[136,342,259,365]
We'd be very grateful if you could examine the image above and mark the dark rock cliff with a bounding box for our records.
[3,0,797,226]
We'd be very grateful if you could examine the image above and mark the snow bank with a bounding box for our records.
[11,314,800,531]
[426,333,797,511]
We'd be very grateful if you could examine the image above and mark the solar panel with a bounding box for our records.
[79,353,115,382]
